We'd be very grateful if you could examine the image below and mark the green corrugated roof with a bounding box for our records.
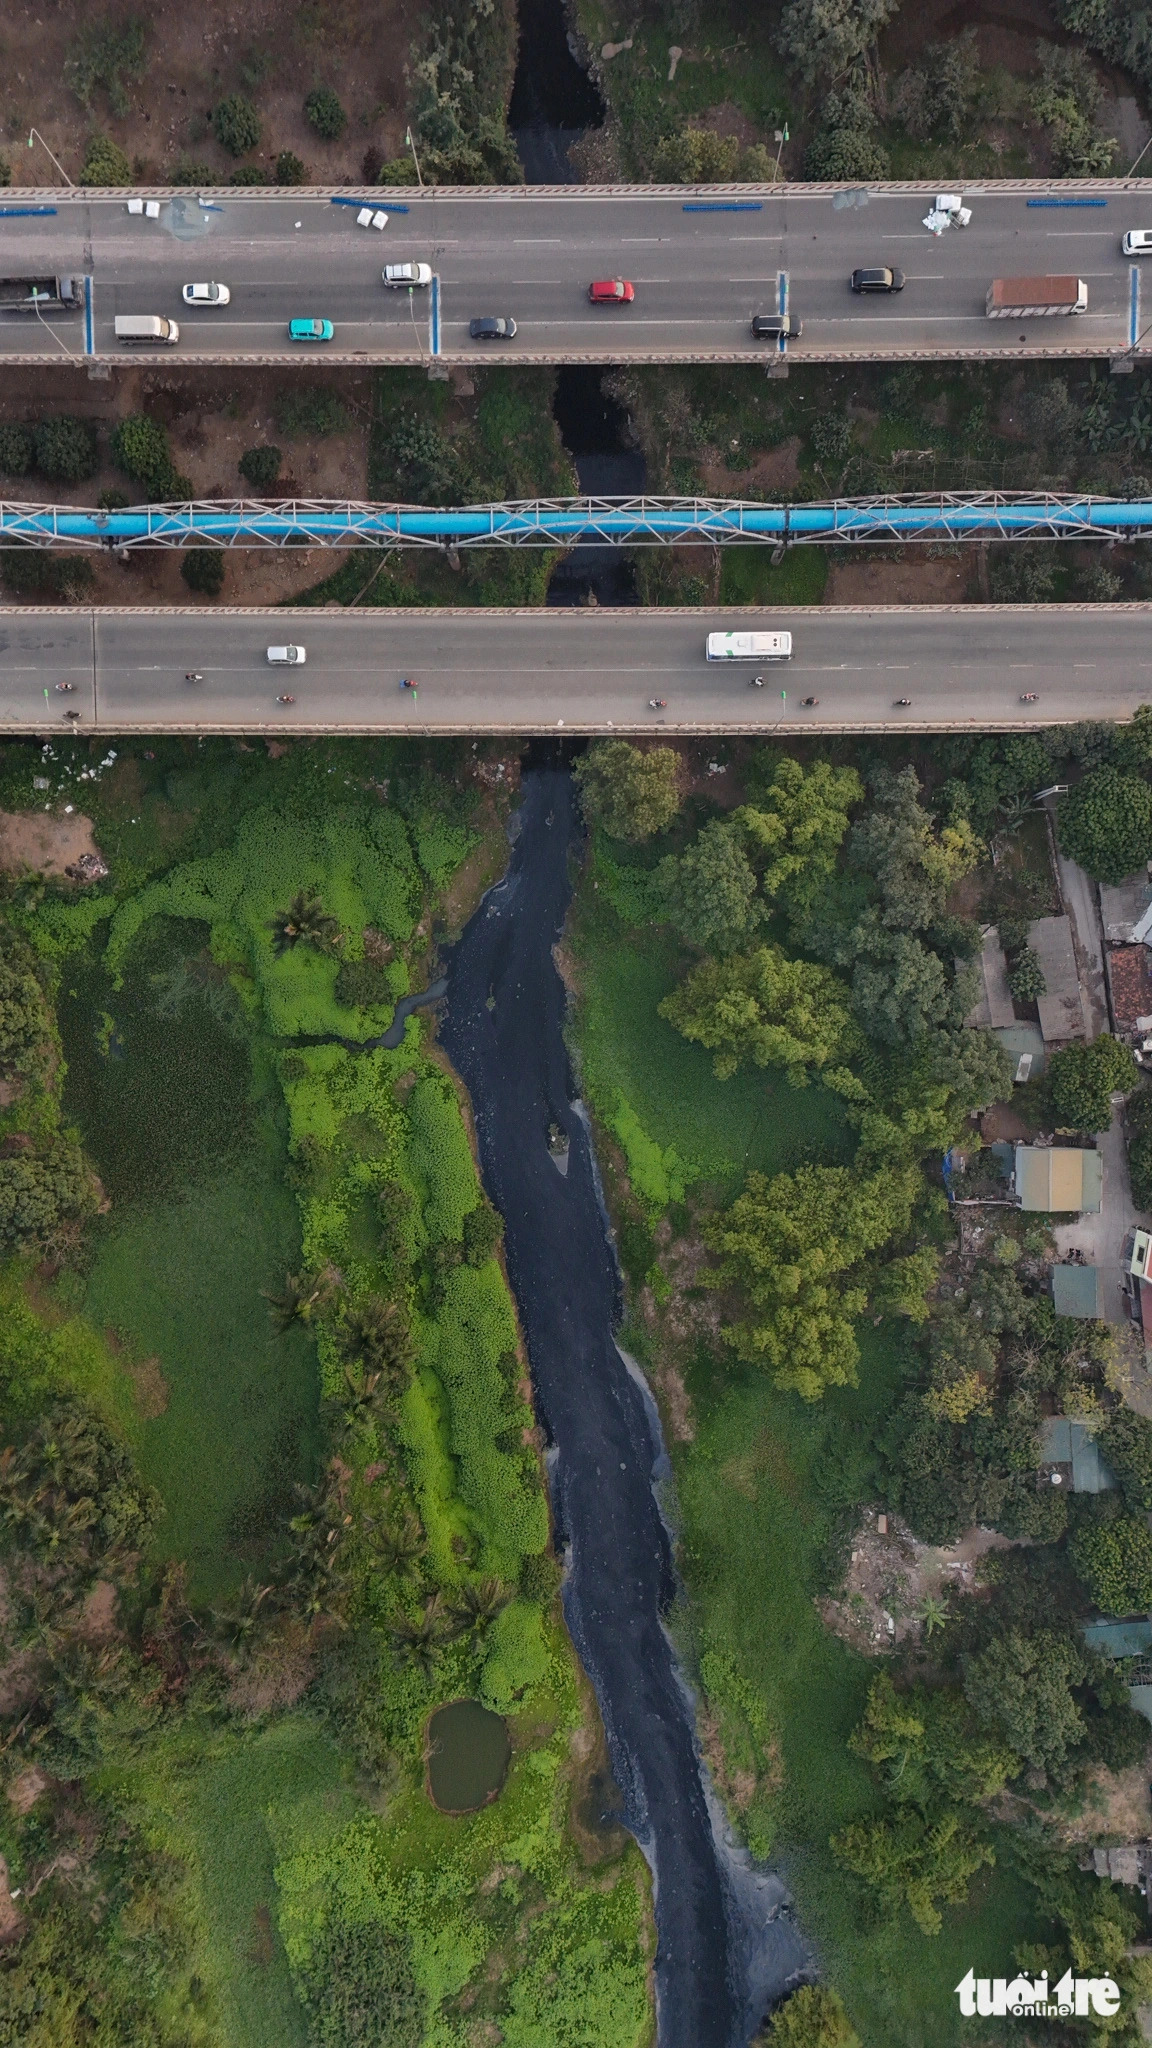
[1052,1264,1102,1318]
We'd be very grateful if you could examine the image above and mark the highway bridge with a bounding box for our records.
[3,604,1148,735]
[3,180,1152,367]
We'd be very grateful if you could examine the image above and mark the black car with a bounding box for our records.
[751,312,802,339]
[850,267,905,293]
[469,315,518,340]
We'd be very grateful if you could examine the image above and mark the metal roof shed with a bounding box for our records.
[1015,1144,1102,1212]
[1052,1263,1102,1318]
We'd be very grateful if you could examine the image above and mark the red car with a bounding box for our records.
[588,278,635,304]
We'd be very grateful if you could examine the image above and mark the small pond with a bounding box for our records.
[426,1699,511,1813]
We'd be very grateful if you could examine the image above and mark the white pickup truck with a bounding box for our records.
[706,631,792,661]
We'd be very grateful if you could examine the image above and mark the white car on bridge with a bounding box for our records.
[267,645,306,665]
[182,282,230,305]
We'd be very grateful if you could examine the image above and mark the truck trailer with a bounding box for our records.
[0,276,81,312]
[986,275,1087,317]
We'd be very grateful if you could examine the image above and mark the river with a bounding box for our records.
[439,763,809,2046]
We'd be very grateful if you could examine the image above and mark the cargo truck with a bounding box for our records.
[986,275,1087,317]
[0,276,81,312]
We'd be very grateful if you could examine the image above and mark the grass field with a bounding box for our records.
[123,1716,348,2048]
[58,930,320,1601]
[574,916,851,1204]
[720,546,829,609]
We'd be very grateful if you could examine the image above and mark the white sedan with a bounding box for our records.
[182,282,231,305]
[1122,230,1152,256]
[266,645,306,666]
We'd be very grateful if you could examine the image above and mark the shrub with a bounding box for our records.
[0,425,33,478]
[1128,1087,1152,1211]
[1007,946,1045,1004]
[0,957,48,1074]
[65,18,147,116]
[462,1201,504,1268]
[275,150,309,185]
[238,444,282,488]
[480,1599,549,1709]
[33,417,99,484]
[0,1138,97,1253]
[168,155,214,185]
[0,156,10,188]
[97,487,130,510]
[229,164,267,185]
[304,87,347,141]
[378,156,419,185]
[78,132,133,185]
[212,94,261,158]
[0,550,96,600]
[1070,1510,1152,1614]
[296,1914,425,2048]
[1058,764,1152,883]
[180,548,226,596]
[111,412,172,491]
[334,957,391,1009]
[810,413,854,464]
[574,740,682,842]
[1102,1403,1152,1511]
[768,1984,861,2047]
[274,388,348,438]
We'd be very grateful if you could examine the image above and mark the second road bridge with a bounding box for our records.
[2,180,1151,366]
[2,604,1149,734]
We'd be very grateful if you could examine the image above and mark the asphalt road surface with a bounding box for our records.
[1,183,1150,365]
[3,603,1150,734]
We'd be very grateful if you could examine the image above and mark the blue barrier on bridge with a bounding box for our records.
[682,201,763,212]
[0,206,57,218]
[329,195,409,211]
[1026,196,1107,207]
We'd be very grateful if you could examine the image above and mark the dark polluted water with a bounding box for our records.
[509,0,604,182]
[548,365,646,608]
[440,764,809,2046]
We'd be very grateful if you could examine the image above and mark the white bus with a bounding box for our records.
[706,631,792,661]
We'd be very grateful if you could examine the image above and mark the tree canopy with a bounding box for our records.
[659,944,859,1088]
[767,1984,861,2047]
[1057,764,1152,883]
[656,819,762,953]
[1070,1510,1152,1615]
[736,757,862,923]
[775,0,902,88]
[574,740,682,843]
[963,1628,1089,1777]
[1047,1033,1136,1132]
[0,954,48,1074]
[832,1806,995,1937]
[705,1161,920,1397]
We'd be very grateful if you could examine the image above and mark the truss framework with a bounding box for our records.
[0,492,1150,549]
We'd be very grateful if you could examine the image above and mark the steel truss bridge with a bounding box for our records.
[4,493,1152,549]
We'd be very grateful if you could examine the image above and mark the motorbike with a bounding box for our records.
[400,678,418,691]
[801,696,819,706]
[275,694,296,705]
[184,672,203,682]
[648,697,668,709]
[54,682,75,693]
[750,675,765,688]
[1020,692,1040,703]
[894,697,912,707]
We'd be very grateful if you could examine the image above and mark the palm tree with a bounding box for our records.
[209,1577,274,1664]
[263,1268,337,1333]
[917,1593,950,1637]
[449,1576,510,1635]
[388,1592,452,1680]
[268,890,340,957]
[340,1297,414,1390]
[372,1510,426,1582]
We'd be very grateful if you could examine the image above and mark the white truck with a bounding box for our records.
[706,631,792,661]
[986,275,1087,317]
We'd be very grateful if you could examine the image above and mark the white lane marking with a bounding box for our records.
[1044,230,1118,236]
[512,237,565,243]
[513,279,562,284]
[727,235,783,242]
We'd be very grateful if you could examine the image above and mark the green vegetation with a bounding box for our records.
[111,412,191,502]
[1058,763,1152,882]
[405,0,521,185]
[213,93,261,158]
[575,740,682,843]
[1047,1032,1137,1132]
[181,547,227,596]
[239,444,282,488]
[304,87,347,140]
[276,151,309,185]
[568,730,1152,2042]
[79,131,133,185]
[65,14,148,116]
[0,737,652,2048]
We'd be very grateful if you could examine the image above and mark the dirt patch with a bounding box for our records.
[1054,1757,1152,1848]
[79,1580,120,1641]
[824,553,976,606]
[981,1101,1032,1143]
[126,1353,170,1419]
[692,100,763,151]
[694,437,802,498]
[0,808,100,878]
[0,366,371,609]
[438,805,512,939]
[2,0,420,191]
[246,1902,276,1969]
[6,1766,48,1815]
[820,1507,1022,1656]
[566,1679,633,1866]
[881,0,1068,71]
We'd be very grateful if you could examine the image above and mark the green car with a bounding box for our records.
[288,317,334,342]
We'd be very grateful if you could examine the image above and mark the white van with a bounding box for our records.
[706,631,792,661]
[114,314,180,346]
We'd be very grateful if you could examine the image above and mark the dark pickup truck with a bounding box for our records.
[0,276,81,311]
